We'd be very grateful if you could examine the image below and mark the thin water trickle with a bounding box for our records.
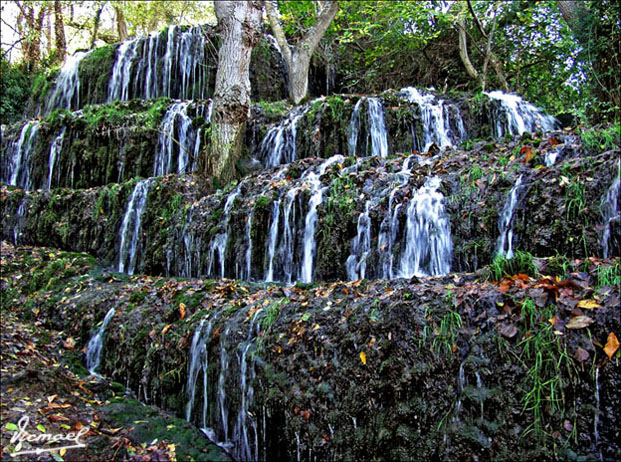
[496,175,523,258]
[346,200,372,280]
[348,98,389,157]
[118,179,153,274]
[259,108,305,167]
[6,121,40,189]
[85,308,116,375]
[47,128,66,189]
[265,199,282,282]
[207,185,241,278]
[601,166,620,258]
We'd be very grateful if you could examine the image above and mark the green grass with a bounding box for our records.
[596,262,621,287]
[580,123,621,152]
[488,250,539,280]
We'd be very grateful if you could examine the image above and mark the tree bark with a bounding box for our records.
[457,18,482,87]
[114,5,129,42]
[265,1,339,104]
[205,1,262,184]
[556,1,588,42]
[53,0,66,64]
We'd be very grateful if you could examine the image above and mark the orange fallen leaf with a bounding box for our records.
[161,324,171,335]
[604,332,619,359]
[179,303,186,320]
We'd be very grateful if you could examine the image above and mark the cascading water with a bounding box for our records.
[85,308,116,375]
[232,309,263,462]
[485,90,558,138]
[117,178,153,275]
[108,39,139,102]
[5,121,40,190]
[600,171,620,258]
[43,51,90,114]
[264,198,282,282]
[47,128,66,189]
[377,157,414,279]
[186,319,214,427]
[398,176,452,277]
[348,97,389,158]
[495,175,523,259]
[111,25,209,103]
[399,87,466,151]
[346,201,372,280]
[367,98,389,158]
[259,108,305,167]
[154,101,194,176]
[301,155,344,283]
[208,185,242,278]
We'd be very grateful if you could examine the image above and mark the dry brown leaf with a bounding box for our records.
[576,299,601,310]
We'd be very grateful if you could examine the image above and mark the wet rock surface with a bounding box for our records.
[1,243,619,460]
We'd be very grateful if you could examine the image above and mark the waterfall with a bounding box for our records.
[6,121,40,189]
[85,308,116,375]
[377,157,414,279]
[129,25,209,102]
[186,319,214,426]
[279,187,301,284]
[154,101,195,176]
[208,185,242,278]
[259,108,304,167]
[244,210,254,280]
[348,99,362,156]
[117,178,153,275]
[44,51,90,114]
[399,87,465,151]
[265,199,281,282]
[398,176,452,277]
[601,172,620,258]
[47,128,66,189]
[485,90,558,138]
[13,200,26,245]
[367,98,389,158]
[217,327,231,443]
[232,309,263,462]
[495,175,523,258]
[346,201,372,280]
[108,39,139,102]
[348,97,389,158]
[301,155,344,282]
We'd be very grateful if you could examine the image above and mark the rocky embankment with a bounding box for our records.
[0,242,619,460]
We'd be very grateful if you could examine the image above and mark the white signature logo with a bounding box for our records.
[9,415,89,457]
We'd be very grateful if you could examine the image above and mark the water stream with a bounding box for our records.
[85,308,116,375]
[117,178,154,274]
[495,175,523,258]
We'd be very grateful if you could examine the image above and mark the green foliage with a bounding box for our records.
[488,251,539,280]
[564,179,586,220]
[0,60,32,124]
[517,304,572,440]
[321,173,358,238]
[596,262,621,287]
[256,100,291,118]
[579,123,621,152]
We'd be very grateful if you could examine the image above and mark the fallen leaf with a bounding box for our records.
[161,324,171,335]
[63,337,76,349]
[179,303,186,320]
[574,347,589,362]
[360,351,367,365]
[499,323,518,338]
[566,316,594,329]
[576,299,601,310]
[604,332,619,359]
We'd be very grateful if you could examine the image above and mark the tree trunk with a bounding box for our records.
[265,1,338,104]
[556,1,588,41]
[114,5,129,42]
[54,0,66,64]
[457,18,482,87]
[205,1,262,184]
